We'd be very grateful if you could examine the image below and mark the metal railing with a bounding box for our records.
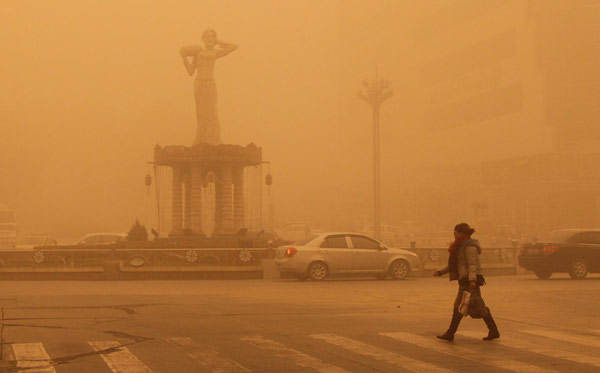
[409,246,519,275]
[0,245,270,279]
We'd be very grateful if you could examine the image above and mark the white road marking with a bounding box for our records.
[381,332,554,373]
[166,337,248,372]
[241,335,349,373]
[12,343,55,372]
[521,330,600,348]
[89,341,152,372]
[311,333,452,373]
[459,331,600,369]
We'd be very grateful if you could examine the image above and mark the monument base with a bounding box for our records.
[154,142,262,236]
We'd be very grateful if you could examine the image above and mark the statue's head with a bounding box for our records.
[202,29,217,48]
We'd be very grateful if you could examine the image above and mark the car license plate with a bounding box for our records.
[528,248,541,254]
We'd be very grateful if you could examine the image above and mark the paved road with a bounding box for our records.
[0,274,599,372]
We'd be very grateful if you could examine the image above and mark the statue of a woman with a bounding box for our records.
[180,29,237,145]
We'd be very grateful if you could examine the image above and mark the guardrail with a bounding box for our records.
[0,245,271,279]
[0,244,521,279]
[409,247,519,276]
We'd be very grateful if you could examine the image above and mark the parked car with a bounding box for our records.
[276,223,312,243]
[519,229,600,279]
[15,234,58,250]
[73,233,127,246]
[275,232,420,281]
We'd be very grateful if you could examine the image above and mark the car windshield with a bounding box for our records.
[21,237,45,245]
[540,230,579,243]
[294,235,318,246]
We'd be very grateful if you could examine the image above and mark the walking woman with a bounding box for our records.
[433,223,500,342]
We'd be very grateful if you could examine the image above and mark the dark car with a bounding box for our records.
[519,229,600,279]
[73,233,127,246]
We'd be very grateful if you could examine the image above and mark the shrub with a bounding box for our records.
[127,219,148,241]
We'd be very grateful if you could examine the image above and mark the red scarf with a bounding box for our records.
[448,237,467,254]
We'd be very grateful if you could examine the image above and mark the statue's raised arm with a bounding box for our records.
[215,40,237,58]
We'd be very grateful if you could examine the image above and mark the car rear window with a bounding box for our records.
[568,232,600,244]
[541,230,579,243]
[320,236,348,248]
[350,235,380,249]
[103,235,125,243]
[294,235,318,246]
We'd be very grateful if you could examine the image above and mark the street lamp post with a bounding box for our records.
[359,71,393,240]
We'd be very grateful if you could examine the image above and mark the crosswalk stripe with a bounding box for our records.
[311,333,452,373]
[458,331,600,369]
[166,337,249,372]
[521,330,600,349]
[89,341,152,372]
[241,335,349,373]
[12,343,55,372]
[381,332,555,373]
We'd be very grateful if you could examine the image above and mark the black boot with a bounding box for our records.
[482,307,500,340]
[437,309,463,342]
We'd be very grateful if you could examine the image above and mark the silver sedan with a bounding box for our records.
[275,232,420,281]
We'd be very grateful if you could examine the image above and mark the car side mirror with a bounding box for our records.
[379,244,387,251]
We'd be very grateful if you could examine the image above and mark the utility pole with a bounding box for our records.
[359,70,393,240]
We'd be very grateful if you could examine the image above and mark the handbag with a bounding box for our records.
[458,290,471,316]
[468,293,487,319]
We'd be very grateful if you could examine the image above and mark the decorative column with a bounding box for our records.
[183,170,192,232]
[219,164,234,233]
[233,166,245,230]
[190,166,203,234]
[214,167,223,234]
[171,166,184,235]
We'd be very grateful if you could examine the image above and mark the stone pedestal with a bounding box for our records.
[155,143,262,236]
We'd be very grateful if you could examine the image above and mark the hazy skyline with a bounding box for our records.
[0,1,419,237]
[1,1,597,240]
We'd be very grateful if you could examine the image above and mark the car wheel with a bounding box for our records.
[534,269,552,279]
[569,259,588,279]
[307,261,328,281]
[389,260,409,280]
